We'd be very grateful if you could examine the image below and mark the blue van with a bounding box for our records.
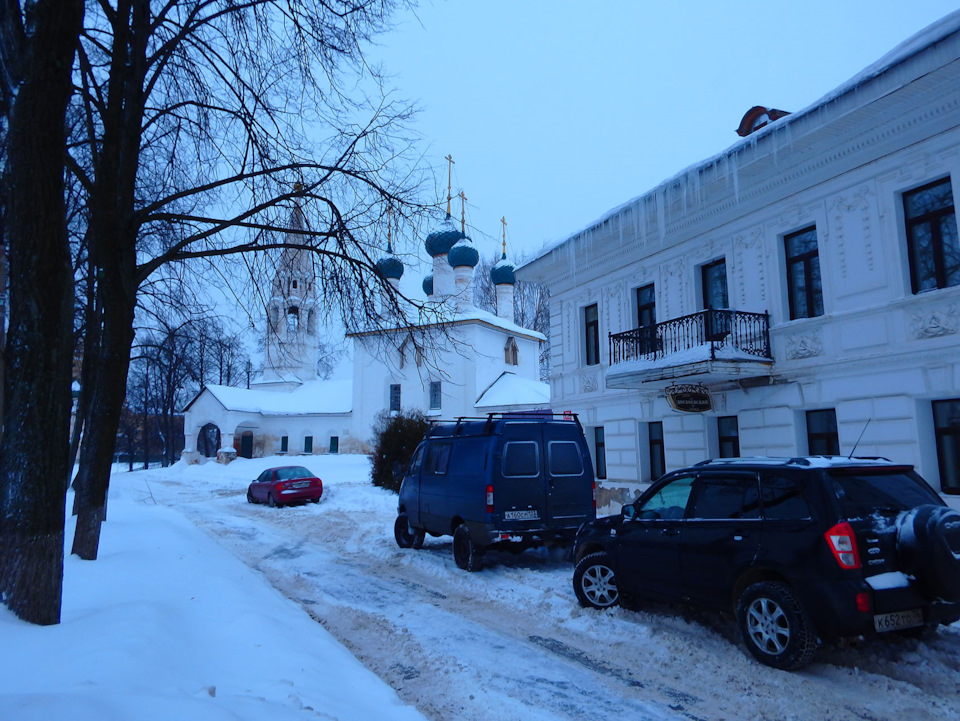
[394,414,597,571]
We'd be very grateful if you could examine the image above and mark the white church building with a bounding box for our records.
[181,205,549,463]
[518,12,960,497]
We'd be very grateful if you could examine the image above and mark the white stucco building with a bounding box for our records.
[182,205,549,463]
[518,13,960,497]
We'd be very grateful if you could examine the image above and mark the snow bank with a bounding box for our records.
[0,471,423,721]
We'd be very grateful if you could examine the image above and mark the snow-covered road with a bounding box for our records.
[127,456,960,721]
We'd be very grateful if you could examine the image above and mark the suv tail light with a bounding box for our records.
[592,481,596,510]
[825,522,861,569]
[485,485,494,514]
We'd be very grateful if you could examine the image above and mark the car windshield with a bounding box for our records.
[275,467,313,481]
[827,469,942,515]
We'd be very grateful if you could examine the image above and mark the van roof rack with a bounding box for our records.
[425,412,583,436]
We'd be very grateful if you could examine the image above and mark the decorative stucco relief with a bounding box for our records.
[911,305,957,339]
[786,333,823,359]
[830,187,877,276]
[581,372,600,394]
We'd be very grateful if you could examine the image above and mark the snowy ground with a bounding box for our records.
[4,455,960,721]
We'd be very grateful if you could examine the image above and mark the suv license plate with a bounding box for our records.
[504,510,540,521]
[874,609,923,633]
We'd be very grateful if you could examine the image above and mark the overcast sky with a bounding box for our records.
[371,1,960,266]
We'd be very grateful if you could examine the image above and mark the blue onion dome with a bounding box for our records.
[375,254,404,280]
[491,253,516,285]
[424,213,466,257]
[447,236,479,268]
[422,274,434,296]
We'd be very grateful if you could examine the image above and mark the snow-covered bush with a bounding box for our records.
[370,410,429,493]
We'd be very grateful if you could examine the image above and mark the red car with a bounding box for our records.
[247,466,323,507]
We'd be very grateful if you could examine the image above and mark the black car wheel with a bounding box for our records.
[898,505,960,602]
[453,523,482,572]
[246,489,255,504]
[394,514,425,550]
[267,493,278,508]
[737,582,818,670]
[573,552,619,609]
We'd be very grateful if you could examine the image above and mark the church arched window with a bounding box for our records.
[505,337,519,365]
[287,306,300,333]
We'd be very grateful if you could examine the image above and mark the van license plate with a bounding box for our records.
[504,510,539,520]
[874,609,923,632]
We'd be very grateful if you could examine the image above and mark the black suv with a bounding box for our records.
[572,457,960,670]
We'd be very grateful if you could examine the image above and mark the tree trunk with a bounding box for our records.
[0,0,84,625]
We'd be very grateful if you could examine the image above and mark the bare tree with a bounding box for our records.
[68,1,427,561]
[0,0,84,624]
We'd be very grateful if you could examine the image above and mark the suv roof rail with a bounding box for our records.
[693,455,895,468]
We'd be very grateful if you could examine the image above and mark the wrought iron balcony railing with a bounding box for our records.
[609,309,771,364]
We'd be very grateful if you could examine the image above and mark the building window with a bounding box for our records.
[389,383,401,412]
[701,258,729,310]
[933,399,960,493]
[594,427,607,480]
[649,422,665,481]
[636,284,656,327]
[287,306,299,333]
[303,435,313,454]
[329,436,339,454]
[904,178,959,293]
[717,416,740,458]
[280,435,288,453]
[584,303,600,366]
[784,226,824,319]
[429,381,442,410]
[505,337,519,365]
[806,409,839,455]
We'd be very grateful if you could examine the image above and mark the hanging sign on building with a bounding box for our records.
[665,383,712,413]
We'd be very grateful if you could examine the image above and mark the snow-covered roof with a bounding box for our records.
[347,304,545,342]
[521,11,960,269]
[188,379,352,416]
[475,371,550,409]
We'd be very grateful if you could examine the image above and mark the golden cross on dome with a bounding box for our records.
[500,216,508,256]
[445,154,455,216]
[458,190,468,234]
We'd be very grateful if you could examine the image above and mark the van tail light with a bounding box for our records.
[592,481,596,510]
[485,485,494,514]
[825,522,861,569]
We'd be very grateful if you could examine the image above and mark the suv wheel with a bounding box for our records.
[736,582,818,670]
[897,505,960,602]
[453,524,483,572]
[394,514,425,550]
[573,552,619,609]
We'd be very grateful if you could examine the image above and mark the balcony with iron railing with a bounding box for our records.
[607,309,773,388]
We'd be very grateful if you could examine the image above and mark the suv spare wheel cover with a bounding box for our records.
[897,505,960,602]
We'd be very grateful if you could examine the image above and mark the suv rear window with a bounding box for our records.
[827,469,942,515]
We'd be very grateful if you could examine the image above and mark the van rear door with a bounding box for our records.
[546,425,596,527]
[494,422,548,525]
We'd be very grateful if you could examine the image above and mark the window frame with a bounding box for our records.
[594,427,607,480]
[717,416,740,458]
[933,399,960,493]
[429,380,442,411]
[700,258,729,310]
[635,283,656,328]
[806,409,840,456]
[389,383,401,412]
[584,303,600,366]
[784,226,824,320]
[649,421,665,481]
[903,177,959,294]
[303,435,313,454]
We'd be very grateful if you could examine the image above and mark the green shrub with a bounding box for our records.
[370,409,429,493]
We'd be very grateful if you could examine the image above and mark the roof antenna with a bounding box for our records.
[848,419,871,459]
